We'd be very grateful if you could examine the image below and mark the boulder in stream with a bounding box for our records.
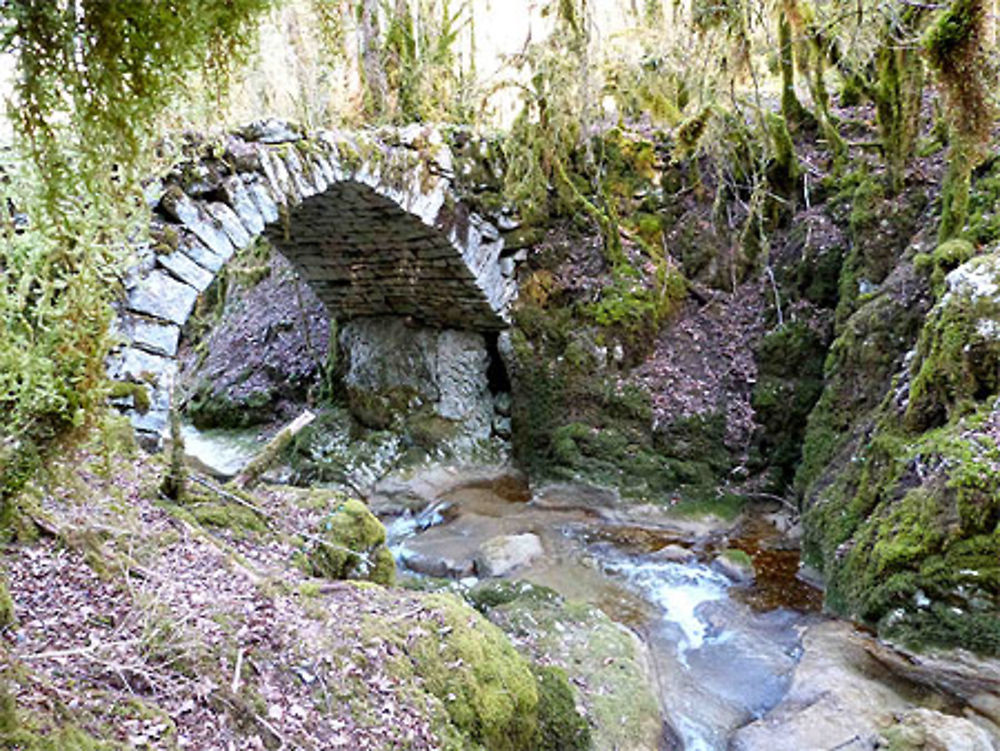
[712,548,756,584]
[475,533,544,577]
[730,621,1000,751]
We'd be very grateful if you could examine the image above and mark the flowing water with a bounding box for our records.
[385,482,823,750]
[177,423,822,749]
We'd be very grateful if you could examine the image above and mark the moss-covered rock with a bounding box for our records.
[804,404,1000,654]
[371,592,545,751]
[912,238,976,297]
[185,380,275,430]
[533,665,592,751]
[188,501,268,538]
[796,261,931,493]
[470,580,661,751]
[751,322,827,490]
[308,497,396,587]
[905,252,1000,432]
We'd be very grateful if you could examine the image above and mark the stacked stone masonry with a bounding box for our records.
[107,121,518,442]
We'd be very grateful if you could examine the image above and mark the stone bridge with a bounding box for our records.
[107,121,521,443]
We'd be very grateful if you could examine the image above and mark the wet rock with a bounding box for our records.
[397,548,475,579]
[970,693,1000,727]
[475,533,544,578]
[730,622,909,751]
[651,544,695,564]
[885,708,997,751]
[340,317,494,451]
[712,549,755,584]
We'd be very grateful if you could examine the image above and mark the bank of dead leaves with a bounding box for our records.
[0,448,449,750]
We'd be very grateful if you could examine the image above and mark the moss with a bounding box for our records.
[406,412,459,450]
[150,225,180,256]
[107,381,151,414]
[0,724,117,750]
[308,498,395,587]
[751,322,827,490]
[585,260,686,352]
[913,238,975,296]
[0,572,14,630]
[373,593,541,751]
[188,501,267,537]
[345,384,421,431]
[766,111,799,203]
[720,548,754,568]
[804,401,1000,654]
[532,665,592,751]
[905,254,1000,432]
[551,421,720,501]
[466,580,562,612]
[966,156,1000,245]
[483,586,660,750]
[185,381,274,430]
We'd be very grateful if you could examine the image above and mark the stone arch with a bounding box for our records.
[108,122,517,443]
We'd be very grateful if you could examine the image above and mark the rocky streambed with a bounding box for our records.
[182,424,1000,750]
[374,470,1000,750]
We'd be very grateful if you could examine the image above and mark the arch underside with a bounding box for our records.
[269,181,505,331]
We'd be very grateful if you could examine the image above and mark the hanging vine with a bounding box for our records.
[0,0,272,505]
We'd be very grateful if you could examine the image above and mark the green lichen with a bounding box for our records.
[308,497,395,587]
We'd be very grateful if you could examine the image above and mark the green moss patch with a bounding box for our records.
[369,593,548,751]
[473,580,660,751]
[804,403,1000,654]
[905,253,1000,432]
[308,497,396,587]
[0,571,14,630]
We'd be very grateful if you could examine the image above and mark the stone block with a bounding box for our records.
[127,270,199,325]
[157,249,215,291]
[220,175,265,235]
[118,314,181,357]
[205,202,252,249]
[178,234,227,273]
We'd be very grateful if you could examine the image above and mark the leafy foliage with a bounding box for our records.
[0,1,271,503]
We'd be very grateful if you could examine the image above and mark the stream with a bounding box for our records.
[181,426,823,749]
[382,481,823,750]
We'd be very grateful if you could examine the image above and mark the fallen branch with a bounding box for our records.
[232,411,316,490]
[21,639,140,661]
[744,491,800,515]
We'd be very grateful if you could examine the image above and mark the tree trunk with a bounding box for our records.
[874,9,925,194]
[779,11,806,127]
[358,0,387,119]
